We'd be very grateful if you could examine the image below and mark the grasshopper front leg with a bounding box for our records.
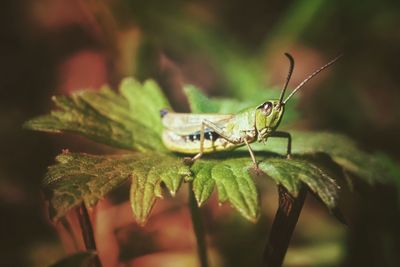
[244,138,258,167]
[269,131,292,159]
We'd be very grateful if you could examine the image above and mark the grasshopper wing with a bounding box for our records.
[161,112,234,135]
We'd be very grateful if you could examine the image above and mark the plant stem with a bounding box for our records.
[263,185,307,267]
[188,183,209,267]
[78,203,102,267]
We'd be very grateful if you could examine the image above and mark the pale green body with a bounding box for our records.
[161,100,285,154]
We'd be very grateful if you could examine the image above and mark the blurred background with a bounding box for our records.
[1,0,400,266]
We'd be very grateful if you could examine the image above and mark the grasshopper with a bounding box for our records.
[161,53,340,167]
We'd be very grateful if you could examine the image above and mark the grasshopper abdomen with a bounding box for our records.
[188,130,220,142]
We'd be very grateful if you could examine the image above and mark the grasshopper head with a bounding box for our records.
[255,100,284,141]
[254,53,341,142]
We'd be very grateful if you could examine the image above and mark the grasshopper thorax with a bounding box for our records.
[255,100,284,141]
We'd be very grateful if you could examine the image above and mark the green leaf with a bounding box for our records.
[24,78,168,152]
[44,151,190,222]
[254,131,400,185]
[49,251,96,267]
[259,158,339,209]
[191,158,260,222]
[129,154,191,225]
[184,85,221,113]
[191,155,338,220]
[192,156,339,221]
[45,152,137,220]
[24,93,135,149]
[120,78,170,135]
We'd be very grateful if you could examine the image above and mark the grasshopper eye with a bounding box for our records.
[261,102,273,116]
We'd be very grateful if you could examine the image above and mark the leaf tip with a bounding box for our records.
[330,207,347,225]
[131,206,150,227]
[136,217,148,227]
[195,195,206,207]
[22,120,32,130]
[243,206,260,223]
[248,215,259,224]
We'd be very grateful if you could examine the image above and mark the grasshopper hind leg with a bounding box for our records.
[183,119,241,165]
[183,121,206,165]
[192,121,206,161]
[183,153,203,166]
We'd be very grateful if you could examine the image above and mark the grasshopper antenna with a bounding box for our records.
[283,54,342,104]
[278,53,295,105]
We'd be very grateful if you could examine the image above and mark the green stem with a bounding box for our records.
[77,204,102,267]
[188,183,209,267]
[262,185,307,267]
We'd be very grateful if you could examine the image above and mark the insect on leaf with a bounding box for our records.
[25,75,400,223]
